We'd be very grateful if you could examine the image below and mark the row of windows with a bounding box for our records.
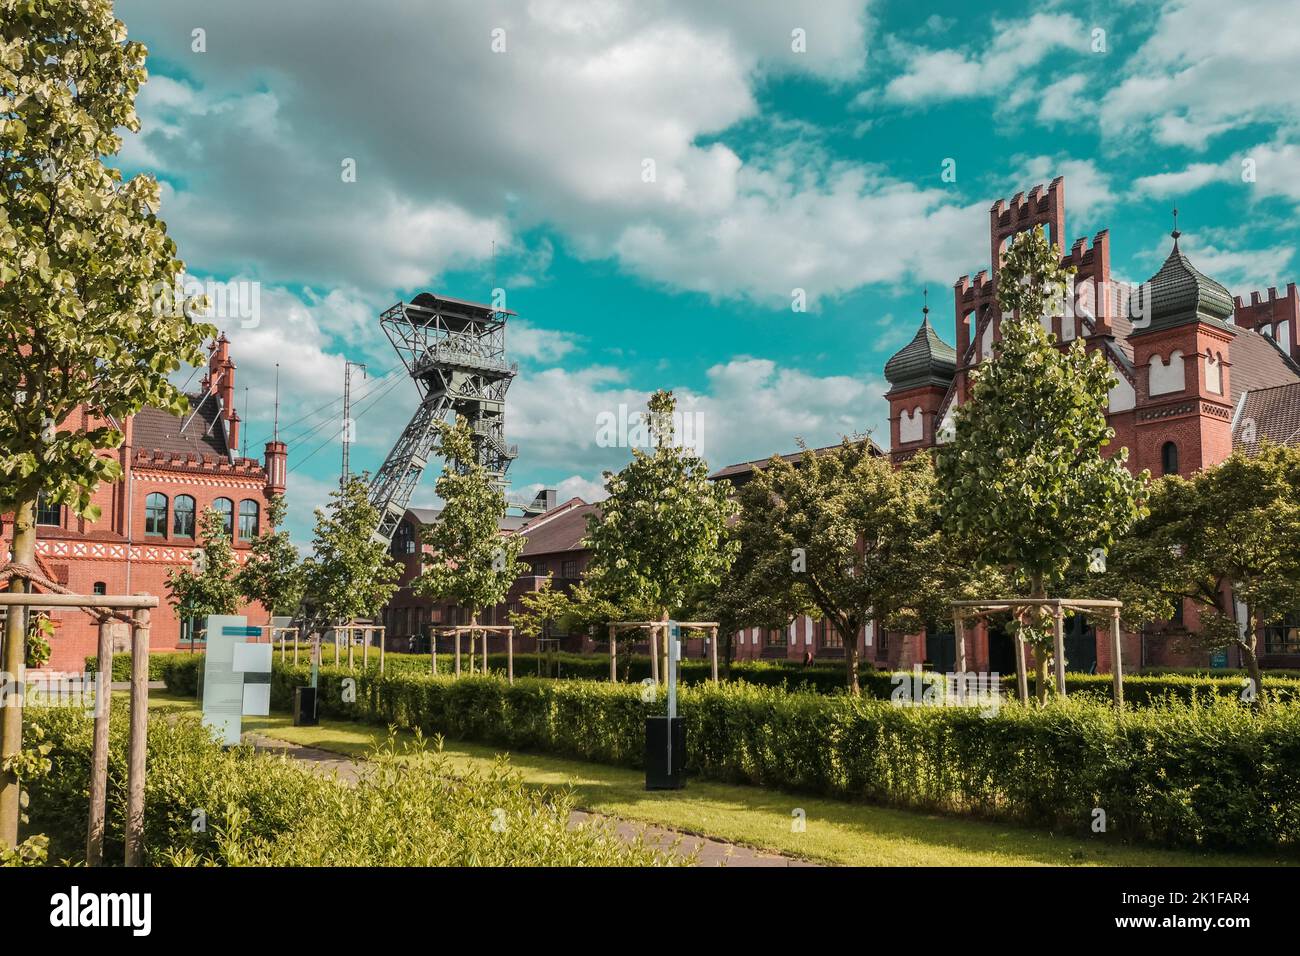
[764,619,845,648]
[35,492,262,541]
[145,494,259,540]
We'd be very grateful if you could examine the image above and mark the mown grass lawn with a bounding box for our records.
[142,690,1293,868]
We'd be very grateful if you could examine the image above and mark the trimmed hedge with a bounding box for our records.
[158,651,1300,708]
[158,658,1300,851]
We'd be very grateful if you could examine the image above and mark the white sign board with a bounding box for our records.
[201,615,271,745]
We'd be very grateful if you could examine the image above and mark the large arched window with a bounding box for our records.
[238,499,260,540]
[212,497,234,538]
[173,495,196,539]
[1161,441,1179,476]
[144,493,168,537]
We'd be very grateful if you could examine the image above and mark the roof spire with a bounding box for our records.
[1171,206,1181,249]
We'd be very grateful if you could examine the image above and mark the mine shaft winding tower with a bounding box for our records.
[367,292,518,544]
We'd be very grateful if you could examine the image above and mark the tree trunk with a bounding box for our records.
[1030,572,1048,705]
[1239,612,1266,710]
[0,497,36,848]
[843,617,860,697]
[469,609,479,676]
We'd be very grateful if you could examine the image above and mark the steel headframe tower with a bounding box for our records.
[367,292,518,545]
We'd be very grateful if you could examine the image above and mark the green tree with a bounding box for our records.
[0,0,212,844]
[1101,443,1300,704]
[236,494,305,618]
[413,419,528,661]
[509,576,572,641]
[936,226,1147,701]
[723,441,948,695]
[301,475,401,635]
[166,508,242,637]
[583,390,738,667]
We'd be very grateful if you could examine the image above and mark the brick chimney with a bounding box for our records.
[208,332,239,454]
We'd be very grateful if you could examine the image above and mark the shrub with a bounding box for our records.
[223,663,1300,852]
[22,705,672,867]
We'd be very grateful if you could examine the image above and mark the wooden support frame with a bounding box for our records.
[429,626,516,684]
[951,598,1124,709]
[328,624,387,674]
[22,595,148,866]
[606,621,720,685]
[0,592,158,866]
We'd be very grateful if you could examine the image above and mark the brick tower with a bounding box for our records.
[884,295,957,464]
[1127,225,1237,477]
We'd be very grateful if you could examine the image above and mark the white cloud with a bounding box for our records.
[1132,163,1229,199]
[506,356,888,479]
[881,13,1088,104]
[509,321,583,364]
[1100,0,1300,148]
[111,1,992,307]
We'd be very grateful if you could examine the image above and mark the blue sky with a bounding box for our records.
[111,0,1300,546]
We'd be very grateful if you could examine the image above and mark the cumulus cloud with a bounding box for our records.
[1100,0,1300,148]
[879,13,1089,104]
[111,0,991,307]
[506,356,888,479]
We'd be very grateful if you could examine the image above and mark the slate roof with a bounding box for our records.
[1136,239,1235,334]
[710,438,885,485]
[1234,382,1300,452]
[132,394,229,459]
[519,501,600,557]
[1227,326,1300,404]
[406,507,528,533]
[884,316,958,391]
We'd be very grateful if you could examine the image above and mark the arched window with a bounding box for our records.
[93,582,107,595]
[212,498,234,538]
[144,493,168,537]
[1161,441,1179,476]
[238,499,260,540]
[173,495,196,538]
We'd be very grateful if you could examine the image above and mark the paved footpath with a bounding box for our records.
[244,732,819,868]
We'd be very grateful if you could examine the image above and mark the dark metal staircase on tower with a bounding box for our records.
[367,292,518,545]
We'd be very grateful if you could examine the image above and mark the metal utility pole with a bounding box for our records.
[341,361,366,485]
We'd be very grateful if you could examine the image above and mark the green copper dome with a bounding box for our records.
[885,316,957,391]
[1140,237,1234,333]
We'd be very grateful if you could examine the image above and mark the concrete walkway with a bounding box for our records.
[243,732,819,868]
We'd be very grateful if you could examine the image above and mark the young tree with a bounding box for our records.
[413,420,528,661]
[1100,443,1300,704]
[301,475,401,636]
[0,0,212,844]
[724,440,947,695]
[236,494,305,619]
[166,508,242,639]
[936,226,1147,701]
[583,391,738,658]
[509,576,573,642]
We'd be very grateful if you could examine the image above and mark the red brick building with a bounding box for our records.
[709,443,889,665]
[3,334,287,671]
[382,494,603,654]
[882,176,1300,673]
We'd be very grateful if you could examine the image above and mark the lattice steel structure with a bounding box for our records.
[368,292,518,544]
